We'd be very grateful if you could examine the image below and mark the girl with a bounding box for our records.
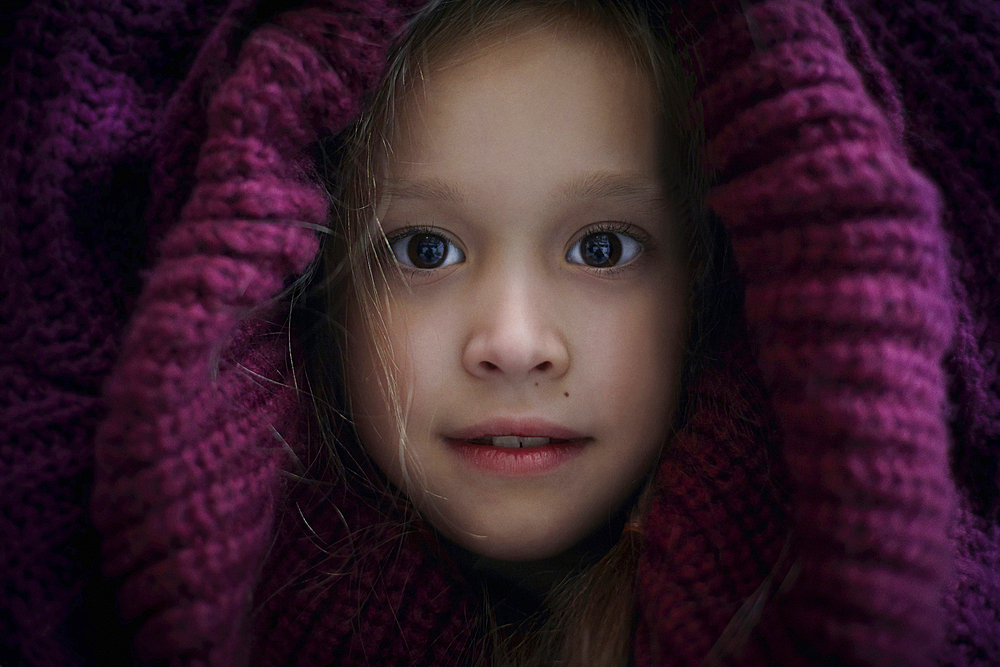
[299,2,750,663]
[6,0,997,665]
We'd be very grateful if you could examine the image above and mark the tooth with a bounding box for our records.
[490,436,550,448]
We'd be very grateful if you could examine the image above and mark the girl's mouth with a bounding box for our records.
[447,418,586,445]
[447,437,585,476]
[445,419,588,473]
[461,436,570,448]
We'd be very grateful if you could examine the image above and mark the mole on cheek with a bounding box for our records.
[564,392,569,398]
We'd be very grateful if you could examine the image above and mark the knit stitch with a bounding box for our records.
[2,0,998,665]
[1,0,232,663]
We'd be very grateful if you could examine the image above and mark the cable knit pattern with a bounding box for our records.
[251,481,476,666]
[3,0,998,665]
[1,0,231,663]
[841,3,1000,664]
[673,1,954,664]
[91,2,420,662]
[634,328,789,665]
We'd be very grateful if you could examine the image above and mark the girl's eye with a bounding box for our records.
[390,231,465,269]
[566,230,643,268]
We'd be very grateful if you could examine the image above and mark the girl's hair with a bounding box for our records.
[299,0,734,664]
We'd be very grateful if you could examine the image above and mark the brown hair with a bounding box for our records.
[299,0,729,664]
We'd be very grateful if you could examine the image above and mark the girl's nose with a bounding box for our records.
[461,282,570,382]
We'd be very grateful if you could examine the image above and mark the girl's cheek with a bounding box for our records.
[343,299,401,457]
[390,304,454,393]
[349,296,445,415]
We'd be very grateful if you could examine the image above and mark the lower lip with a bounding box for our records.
[448,440,586,475]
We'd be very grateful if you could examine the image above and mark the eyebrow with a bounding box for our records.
[560,172,662,202]
[384,179,465,204]
[384,172,662,205]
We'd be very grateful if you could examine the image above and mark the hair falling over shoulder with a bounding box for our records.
[294,0,737,664]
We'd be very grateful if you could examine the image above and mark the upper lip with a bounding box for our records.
[446,417,587,442]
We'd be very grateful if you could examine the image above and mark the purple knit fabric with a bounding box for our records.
[843,3,1000,664]
[1,0,237,663]
[679,2,952,664]
[2,0,998,665]
[91,3,427,662]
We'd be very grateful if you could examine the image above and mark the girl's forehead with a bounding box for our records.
[391,20,655,137]
[388,25,660,169]
[421,11,644,76]
[375,26,670,248]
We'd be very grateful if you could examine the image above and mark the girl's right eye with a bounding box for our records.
[389,231,465,269]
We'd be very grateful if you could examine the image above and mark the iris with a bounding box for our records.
[582,232,621,267]
[409,233,447,268]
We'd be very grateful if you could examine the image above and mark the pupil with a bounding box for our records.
[583,232,621,267]
[409,234,446,268]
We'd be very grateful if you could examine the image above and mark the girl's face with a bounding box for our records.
[346,25,688,562]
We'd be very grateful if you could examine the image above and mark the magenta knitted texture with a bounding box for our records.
[1,0,239,663]
[91,2,426,663]
[633,325,789,665]
[250,473,477,666]
[5,0,996,665]
[664,1,954,664]
[843,2,1000,664]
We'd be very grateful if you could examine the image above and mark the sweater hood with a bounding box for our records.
[78,0,958,665]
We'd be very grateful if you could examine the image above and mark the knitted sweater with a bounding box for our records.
[2,0,998,665]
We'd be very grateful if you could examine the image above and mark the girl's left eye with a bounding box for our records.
[389,231,465,269]
[566,230,643,268]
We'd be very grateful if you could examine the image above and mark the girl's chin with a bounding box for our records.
[437,528,570,562]
[434,512,623,565]
[437,519,622,598]
[459,538,574,563]
[426,509,595,562]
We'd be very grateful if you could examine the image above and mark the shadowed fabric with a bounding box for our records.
[1,0,243,663]
[2,0,998,666]
[644,3,954,666]
[840,2,1000,665]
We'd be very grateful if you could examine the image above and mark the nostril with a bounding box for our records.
[480,361,500,372]
[535,361,552,372]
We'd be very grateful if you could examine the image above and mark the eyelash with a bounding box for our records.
[385,225,444,244]
[384,221,653,274]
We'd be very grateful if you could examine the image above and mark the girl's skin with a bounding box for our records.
[346,23,688,565]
